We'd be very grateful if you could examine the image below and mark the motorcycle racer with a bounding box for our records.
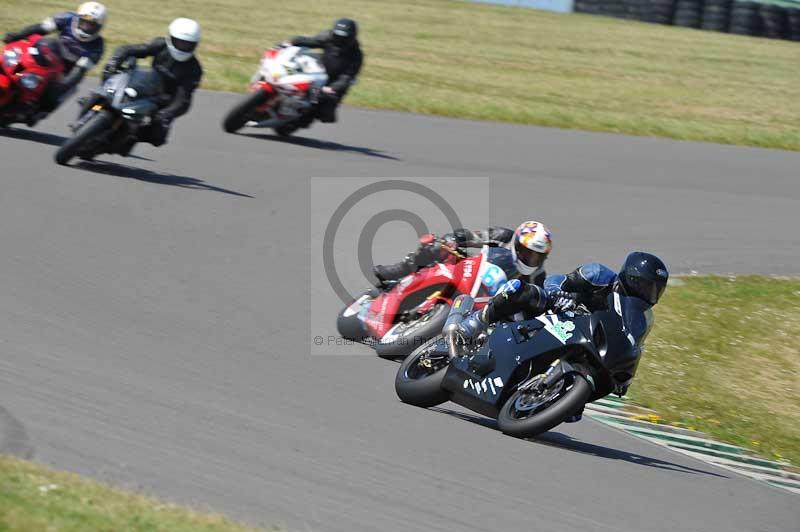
[2,2,106,124]
[455,251,668,421]
[458,251,668,348]
[93,18,202,154]
[373,221,553,288]
[286,18,363,123]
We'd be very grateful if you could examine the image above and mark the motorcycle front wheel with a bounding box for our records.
[497,373,592,439]
[336,290,376,343]
[222,90,270,133]
[394,336,450,408]
[55,110,112,166]
[376,303,450,360]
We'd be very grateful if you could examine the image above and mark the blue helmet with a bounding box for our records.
[617,252,668,305]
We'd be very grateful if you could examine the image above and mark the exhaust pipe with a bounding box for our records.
[442,295,474,359]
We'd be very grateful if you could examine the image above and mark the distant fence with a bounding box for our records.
[473,0,800,40]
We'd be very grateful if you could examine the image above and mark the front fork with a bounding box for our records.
[72,101,128,155]
[72,93,105,130]
[249,81,278,113]
[519,358,596,393]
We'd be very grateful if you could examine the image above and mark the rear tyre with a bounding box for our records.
[274,122,299,137]
[55,111,111,166]
[222,90,269,133]
[376,303,450,360]
[395,336,450,408]
[497,374,592,439]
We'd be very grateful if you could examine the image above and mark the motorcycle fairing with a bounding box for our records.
[363,248,500,338]
[441,293,652,415]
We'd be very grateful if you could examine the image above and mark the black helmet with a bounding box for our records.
[617,252,668,305]
[331,18,357,46]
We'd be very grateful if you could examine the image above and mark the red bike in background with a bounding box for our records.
[337,244,509,360]
[222,45,327,137]
[0,35,65,127]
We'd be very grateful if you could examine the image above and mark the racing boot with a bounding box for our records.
[456,310,489,350]
[318,106,336,123]
[373,238,452,287]
[373,259,414,287]
[316,95,337,123]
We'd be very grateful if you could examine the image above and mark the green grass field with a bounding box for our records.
[0,454,275,531]
[2,0,799,150]
[636,275,800,466]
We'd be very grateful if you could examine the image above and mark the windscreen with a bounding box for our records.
[127,69,163,97]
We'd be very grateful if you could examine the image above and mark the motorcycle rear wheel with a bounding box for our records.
[394,336,450,408]
[274,122,299,137]
[497,373,592,439]
[55,110,112,166]
[222,90,269,133]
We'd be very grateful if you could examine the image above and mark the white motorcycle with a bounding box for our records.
[222,46,328,136]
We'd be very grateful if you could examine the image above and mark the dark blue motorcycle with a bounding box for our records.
[395,293,653,438]
[55,60,163,165]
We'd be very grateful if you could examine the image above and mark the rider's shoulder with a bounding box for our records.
[576,262,616,286]
[487,246,514,269]
[544,274,567,293]
[52,11,76,28]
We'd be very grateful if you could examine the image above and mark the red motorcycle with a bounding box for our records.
[0,35,65,126]
[222,45,327,136]
[337,244,510,359]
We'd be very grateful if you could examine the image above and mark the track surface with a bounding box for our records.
[1,88,798,531]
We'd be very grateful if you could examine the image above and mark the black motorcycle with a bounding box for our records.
[55,60,164,165]
[395,293,653,438]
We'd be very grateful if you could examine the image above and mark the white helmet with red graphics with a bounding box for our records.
[511,221,553,276]
[166,18,201,62]
[73,2,107,42]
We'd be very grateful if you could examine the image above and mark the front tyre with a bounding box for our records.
[376,303,450,360]
[497,373,592,439]
[55,110,112,166]
[222,90,270,133]
[394,336,450,408]
[336,289,379,343]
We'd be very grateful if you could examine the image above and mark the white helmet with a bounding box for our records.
[510,221,553,277]
[166,18,201,62]
[73,2,107,42]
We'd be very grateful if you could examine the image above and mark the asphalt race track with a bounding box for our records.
[1,87,798,531]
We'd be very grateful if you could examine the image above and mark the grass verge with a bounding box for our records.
[637,275,800,465]
[0,454,271,532]
[2,0,799,150]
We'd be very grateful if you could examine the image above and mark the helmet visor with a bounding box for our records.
[623,274,666,305]
[514,239,547,269]
[78,17,101,36]
[171,36,198,53]
[332,32,351,45]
